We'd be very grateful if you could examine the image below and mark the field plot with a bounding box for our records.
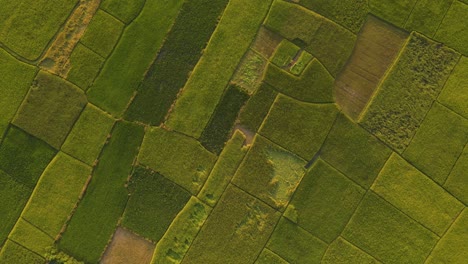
[231,50,268,93]
[321,114,392,188]
[122,167,190,242]
[322,237,380,264]
[444,145,468,205]
[435,1,468,56]
[404,0,453,36]
[259,95,338,160]
[255,249,288,264]
[267,217,327,263]
[334,16,408,120]
[0,0,77,60]
[438,56,468,119]
[101,227,155,264]
[360,32,460,152]
[182,185,280,264]
[403,102,468,184]
[233,135,306,210]
[369,0,418,28]
[0,240,44,264]
[166,0,273,138]
[66,44,104,91]
[284,159,365,243]
[138,127,217,194]
[13,71,87,149]
[251,27,283,59]
[124,0,230,125]
[343,192,439,263]
[100,0,145,24]
[238,83,278,132]
[87,0,184,116]
[58,121,144,263]
[8,218,54,256]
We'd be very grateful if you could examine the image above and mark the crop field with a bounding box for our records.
[0,0,466,263]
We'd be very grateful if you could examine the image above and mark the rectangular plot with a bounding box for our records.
[255,249,288,264]
[0,240,44,264]
[9,218,54,256]
[67,43,105,91]
[405,0,453,36]
[438,56,468,119]
[343,192,439,264]
[100,0,145,24]
[58,121,144,263]
[322,237,380,264]
[435,1,468,56]
[444,144,468,205]
[165,0,273,138]
[369,0,418,28]
[182,184,280,264]
[238,82,278,132]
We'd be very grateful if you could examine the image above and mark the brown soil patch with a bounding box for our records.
[39,0,101,77]
[251,26,283,59]
[100,227,155,264]
[334,15,408,120]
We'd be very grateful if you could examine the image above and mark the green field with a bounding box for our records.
[100,0,145,24]
[66,43,105,91]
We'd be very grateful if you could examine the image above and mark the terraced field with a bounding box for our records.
[0,0,466,263]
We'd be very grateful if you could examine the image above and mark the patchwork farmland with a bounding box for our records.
[0,0,466,263]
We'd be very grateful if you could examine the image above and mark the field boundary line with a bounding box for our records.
[20,217,55,240]
[442,141,467,186]
[403,0,421,29]
[433,0,456,38]
[3,239,45,259]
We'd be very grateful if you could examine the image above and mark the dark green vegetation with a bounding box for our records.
[13,71,87,149]
[67,43,104,91]
[360,32,460,152]
[100,0,145,24]
[238,83,278,132]
[200,84,249,154]
[59,121,144,263]
[122,167,190,242]
[124,0,230,125]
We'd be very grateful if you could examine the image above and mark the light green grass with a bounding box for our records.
[238,82,278,132]
[62,103,115,165]
[435,1,468,56]
[259,95,338,160]
[67,43,105,91]
[321,114,392,188]
[182,185,280,264]
[231,50,267,93]
[13,71,87,149]
[369,0,418,28]
[0,48,37,140]
[267,217,327,264]
[264,60,334,103]
[372,154,464,236]
[87,0,184,116]
[151,197,211,264]
[100,0,145,24]
[138,127,217,194]
[198,131,248,207]
[343,192,439,264]
[0,240,44,264]
[444,144,468,205]
[233,135,306,210]
[255,249,288,264]
[9,218,53,256]
[80,9,124,58]
[58,121,144,263]
[427,208,468,264]
[165,0,273,138]
[122,167,191,242]
[405,0,453,36]
[284,159,365,243]
[270,39,300,68]
[438,56,468,119]
[322,237,380,264]
[0,0,77,60]
[21,152,92,237]
[403,102,468,184]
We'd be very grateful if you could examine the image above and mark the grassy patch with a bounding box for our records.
[0,48,37,139]
[427,208,468,264]
[0,0,77,60]
[9,218,54,256]
[264,60,334,103]
[255,249,288,264]
[122,167,190,242]
[183,185,280,264]
[100,0,145,24]
[87,0,184,116]
[270,39,300,68]
[138,127,217,194]
[80,10,124,57]
[259,95,338,160]
[0,170,31,246]
[151,197,211,264]
[360,32,460,152]
[21,152,92,237]
[0,240,44,264]
[435,1,468,56]
[200,84,249,154]
[369,0,418,28]
[284,159,365,243]
[403,102,468,184]
[322,237,380,264]
[342,192,439,264]
[233,135,307,210]
[124,0,230,125]
[267,217,327,264]
[165,0,273,138]
[62,103,115,166]
[405,0,453,36]
[67,43,105,91]
[0,126,56,188]
[290,51,313,75]
[238,82,278,132]
[198,130,248,207]
[13,71,87,149]
[372,153,464,236]
[251,27,283,59]
[58,121,144,263]
[321,114,392,188]
[444,145,468,205]
[231,50,267,93]
[438,55,468,119]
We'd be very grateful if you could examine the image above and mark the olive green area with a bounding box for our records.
[231,50,268,93]
[9,218,54,256]
[100,0,145,24]
[322,237,380,264]
[270,39,300,68]
[404,0,453,36]
[255,249,288,264]
[67,43,104,91]
[369,0,418,28]
[0,240,44,264]
[238,82,278,132]
[435,1,468,56]
[438,56,468,119]
[444,145,468,205]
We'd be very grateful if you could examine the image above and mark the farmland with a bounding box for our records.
[0,0,466,263]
